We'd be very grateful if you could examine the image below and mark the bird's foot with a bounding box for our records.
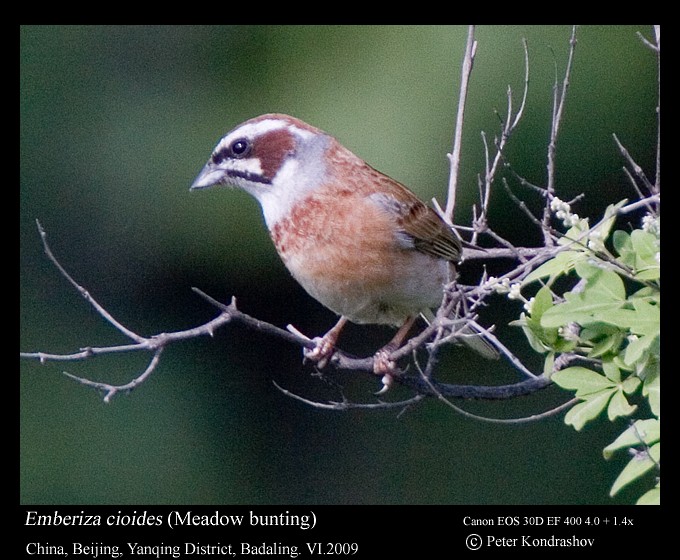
[304,335,337,369]
[295,316,348,370]
[373,346,398,395]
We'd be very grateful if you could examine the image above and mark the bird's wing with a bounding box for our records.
[368,184,462,264]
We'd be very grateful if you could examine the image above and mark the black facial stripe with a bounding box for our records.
[227,169,272,185]
[212,147,229,165]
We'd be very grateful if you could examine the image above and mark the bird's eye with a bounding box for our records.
[211,137,251,165]
[229,138,250,158]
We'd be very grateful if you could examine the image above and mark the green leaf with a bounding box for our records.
[574,262,626,299]
[520,286,564,351]
[551,366,616,396]
[631,230,660,280]
[612,230,634,267]
[594,200,628,241]
[624,334,658,366]
[543,352,555,378]
[630,286,659,302]
[635,266,660,281]
[518,316,551,353]
[643,372,660,418]
[602,361,621,383]
[530,285,554,319]
[631,229,658,262]
[630,299,660,337]
[564,390,615,431]
[523,251,584,284]
[621,376,641,395]
[542,301,626,329]
[607,390,637,421]
[609,443,659,497]
[636,485,660,505]
[541,265,628,328]
[603,419,660,459]
[559,219,590,246]
[597,309,637,329]
[588,330,624,358]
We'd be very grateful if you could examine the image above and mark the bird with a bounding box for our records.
[191,113,496,391]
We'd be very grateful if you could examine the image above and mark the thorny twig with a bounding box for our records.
[21,217,554,403]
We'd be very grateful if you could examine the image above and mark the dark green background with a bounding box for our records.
[20,25,657,504]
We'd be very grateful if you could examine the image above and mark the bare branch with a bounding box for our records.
[502,178,550,230]
[396,372,552,399]
[24,219,558,403]
[541,25,578,245]
[34,219,146,344]
[63,349,164,404]
[191,288,315,350]
[474,37,530,240]
[616,194,660,215]
[426,393,578,424]
[465,320,536,379]
[445,25,477,223]
[632,26,661,195]
[636,26,660,52]
[613,134,657,196]
[272,381,426,412]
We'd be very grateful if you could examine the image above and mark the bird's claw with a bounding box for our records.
[374,374,394,396]
[373,348,397,395]
[303,336,336,369]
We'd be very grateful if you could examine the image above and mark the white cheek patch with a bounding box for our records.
[258,158,301,228]
[221,155,264,178]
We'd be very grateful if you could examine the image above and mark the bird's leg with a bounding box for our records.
[373,315,418,394]
[304,316,348,368]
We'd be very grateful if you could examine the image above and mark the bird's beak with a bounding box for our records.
[190,163,225,191]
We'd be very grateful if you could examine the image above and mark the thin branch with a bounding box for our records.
[63,349,164,404]
[466,320,536,378]
[413,350,575,422]
[34,219,146,344]
[445,25,477,223]
[636,27,660,52]
[613,134,656,195]
[652,25,660,191]
[191,289,315,350]
[502,178,550,230]
[512,38,531,131]
[542,26,578,245]
[620,166,647,202]
[428,393,578,424]
[395,372,552,399]
[474,37,530,241]
[616,194,660,215]
[272,381,426,412]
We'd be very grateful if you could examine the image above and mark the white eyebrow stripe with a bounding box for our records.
[217,118,315,151]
